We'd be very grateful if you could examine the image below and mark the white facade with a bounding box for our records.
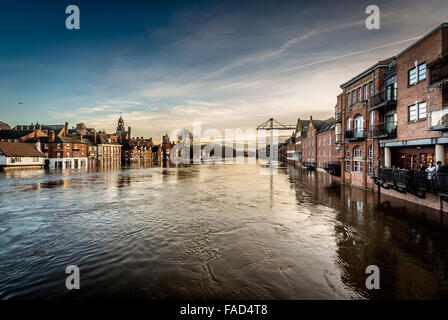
[48,157,88,169]
[0,155,45,167]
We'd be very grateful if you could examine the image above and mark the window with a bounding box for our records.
[364,84,368,101]
[66,144,70,149]
[358,88,362,102]
[66,152,70,157]
[353,146,362,158]
[346,118,351,130]
[370,82,374,97]
[57,144,61,149]
[369,111,375,130]
[353,161,362,172]
[354,114,364,132]
[347,93,351,107]
[368,145,373,159]
[408,104,417,121]
[409,63,426,85]
[345,161,350,172]
[409,68,417,85]
[408,102,426,121]
[352,91,356,104]
[418,63,426,81]
[418,102,426,119]
[368,145,373,175]
[57,152,61,158]
[346,146,350,158]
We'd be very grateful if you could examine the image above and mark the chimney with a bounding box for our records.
[36,140,41,152]
[128,126,131,139]
[94,131,97,144]
[65,122,69,136]
[309,116,313,121]
[49,130,55,142]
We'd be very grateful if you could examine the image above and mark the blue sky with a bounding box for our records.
[0,0,447,141]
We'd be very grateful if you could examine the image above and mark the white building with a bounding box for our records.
[0,142,45,169]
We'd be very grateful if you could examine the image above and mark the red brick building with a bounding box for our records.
[382,23,448,170]
[316,119,341,174]
[338,58,392,188]
[30,130,88,169]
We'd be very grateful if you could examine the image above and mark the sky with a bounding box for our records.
[0,0,447,142]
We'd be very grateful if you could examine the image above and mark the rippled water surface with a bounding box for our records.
[1,163,448,299]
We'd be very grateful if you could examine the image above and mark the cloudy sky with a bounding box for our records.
[0,0,447,142]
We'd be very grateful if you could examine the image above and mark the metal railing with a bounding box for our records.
[369,121,397,138]
[429,63,448,85]
[370,89,397,110]
[303,161,316,169]
[373,167,448,198]
[344,128,365,141]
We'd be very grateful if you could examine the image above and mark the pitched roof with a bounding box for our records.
[0,121,10,130]
[340,57,394,89]
[317,118,337,133]
[0,142,45,157]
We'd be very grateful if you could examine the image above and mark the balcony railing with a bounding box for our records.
[344,128,365,141]
[373,168,448,198]
[429,63,448,86]
[370,90,397,110]
[428,108,448,130]
[369,121,397,138]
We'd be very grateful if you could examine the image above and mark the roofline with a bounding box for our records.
[395,23,448,58]
[340,60,392,89]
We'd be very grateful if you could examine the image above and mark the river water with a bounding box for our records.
[1,162,447,299]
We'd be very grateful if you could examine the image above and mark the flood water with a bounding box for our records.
[1,162,448,299]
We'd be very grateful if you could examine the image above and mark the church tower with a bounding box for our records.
[116,115,125,138]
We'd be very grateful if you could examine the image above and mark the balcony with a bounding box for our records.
[344,128,365,141]
[370,90,396,111]
[369,121,397,138]
[429,63,448,87]
[428,108,448,130]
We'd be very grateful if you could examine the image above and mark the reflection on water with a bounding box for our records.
[0,163,447,299]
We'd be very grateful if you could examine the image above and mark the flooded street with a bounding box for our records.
[1,163,448,299]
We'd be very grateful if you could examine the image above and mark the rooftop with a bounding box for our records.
[0,142,45,157]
